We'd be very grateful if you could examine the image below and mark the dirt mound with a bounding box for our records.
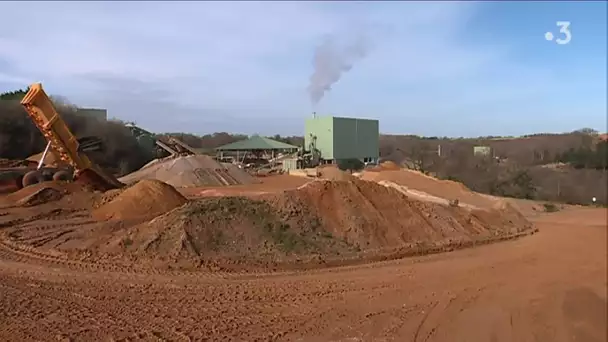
[26,149,64,166]
[92,188,124,209]
[119,155,257,188]
[273,180,532,250]
[360,169,495,208]
[380,161,400,170]
[92,179,187,221]
[16,187,63,207]
[77,179,533,270]
[318,166,355,181]
[96,197,355,269]
[366,160,400,172]
[0,181,89,208]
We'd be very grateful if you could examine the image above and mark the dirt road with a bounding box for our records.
[0,206,605,342]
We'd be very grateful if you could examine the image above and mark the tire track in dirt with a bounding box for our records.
[0,254,366,340]
[414,301,440,342]
[0,239,238,281]
[0,206,604,341]
[0,241,355,335]
[0,276,193,341]
[412,287,486,342]
[0,208,86,228]
[0,225,539,288]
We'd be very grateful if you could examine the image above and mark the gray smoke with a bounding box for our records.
[307,34,370,105]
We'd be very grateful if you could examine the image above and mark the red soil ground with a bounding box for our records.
[179,174,310,197]
[0,173,604,341]
[0,178,534,272]
[0,204,604,341]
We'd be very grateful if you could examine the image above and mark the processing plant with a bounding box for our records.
[209,114,380,173]
[304,114,379,165]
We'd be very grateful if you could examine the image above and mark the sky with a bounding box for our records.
[0,1,606,137]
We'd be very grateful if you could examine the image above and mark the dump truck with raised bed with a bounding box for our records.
[17,83,124,191]
[0,150,72,191]
[0,136,107,190]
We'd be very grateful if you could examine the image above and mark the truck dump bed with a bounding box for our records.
[20,83,123,191]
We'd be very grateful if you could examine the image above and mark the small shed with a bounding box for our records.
[473,146,492,157]
[281,158,299,172]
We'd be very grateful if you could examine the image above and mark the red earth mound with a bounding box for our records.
[16,187,63,207]
[318,166,355,181]
[94,197,356,270]
[366,160,401,172]
[92,179,187,221]
[73,179,533,270]
[272,179,532,250]
[119,155,258,187]
[379,160,400,170]
[360,169,495,208]
[0,181,90,208]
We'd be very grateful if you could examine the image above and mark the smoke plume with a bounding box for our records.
[307,34,370,105]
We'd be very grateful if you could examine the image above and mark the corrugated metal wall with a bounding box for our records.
[333,117,379,160]
[305,116,334,160]
[305,116,379,161]
[282,158,298,172]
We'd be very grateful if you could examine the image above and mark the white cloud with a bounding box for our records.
[0,1,604,135]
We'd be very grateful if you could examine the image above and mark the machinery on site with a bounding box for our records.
[0,136,106,189]
[17,83,124,191]
[157,137,200,157]
[0,161,70,190]
[124,122,202,158]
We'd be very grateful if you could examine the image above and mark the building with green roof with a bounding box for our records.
[215,135,300,165]
[215,135,299,152]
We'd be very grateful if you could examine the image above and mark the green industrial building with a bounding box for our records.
[304,115,379,164]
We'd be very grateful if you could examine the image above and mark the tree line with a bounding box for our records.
[1,89,606,205]
[0,90,153,175]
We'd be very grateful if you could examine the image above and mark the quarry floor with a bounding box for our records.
[0,200,605,341]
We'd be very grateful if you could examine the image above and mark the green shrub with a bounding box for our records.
[543,203,560,212]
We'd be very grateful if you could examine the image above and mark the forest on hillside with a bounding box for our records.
[1,89,606,205]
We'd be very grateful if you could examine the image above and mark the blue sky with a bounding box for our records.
[0,1,605,137]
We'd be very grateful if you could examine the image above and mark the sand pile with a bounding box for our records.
[119,155,257,188]
[26,150,63,166]
[366,160,400,172]
[77,179,533,270]
[360,169,495,208]
[93,179,187,221]
[96,197,355,269]
[318,165,355,181]
[379,161,400,170]
[16,187,63,207]
[274,179,531,249]
[0,181,89,208]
